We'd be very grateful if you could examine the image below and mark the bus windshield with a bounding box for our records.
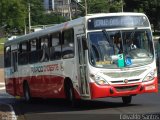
[88,29,154,68]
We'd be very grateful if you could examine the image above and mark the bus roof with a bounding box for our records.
[5,16,85,46]
[86,12,146,18]
[5,12,147,46]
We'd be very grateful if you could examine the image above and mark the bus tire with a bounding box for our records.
[23,82,31,102]
[122,96,132,104]
[64,80,76,107]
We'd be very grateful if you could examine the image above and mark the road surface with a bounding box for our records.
[0,86,160,120]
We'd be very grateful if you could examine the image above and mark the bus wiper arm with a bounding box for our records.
[129,27,138,40]
[102,29,113,47]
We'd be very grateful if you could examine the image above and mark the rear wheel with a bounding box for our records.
[122,96,132,104]
[23,82,31,102]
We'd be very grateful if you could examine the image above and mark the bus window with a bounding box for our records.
[50,32,61,60]
[40,36,49,62]
[62,28,74,59]
[18,42,28,65]
[29,39,39,64]
[4,46,11,67]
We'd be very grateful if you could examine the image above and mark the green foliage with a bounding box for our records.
[0,38,6,54]
[0,0,27,34]
[80,0,160,29]
[1,0,160,35]
[87,0,110,13]
[0,0,68,35]
[39,13,68,25]
[124,0,160,30]
[80,0,123,15]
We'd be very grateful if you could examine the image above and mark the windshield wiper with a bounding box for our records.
[102,29,113,47]
[129,27,138,40]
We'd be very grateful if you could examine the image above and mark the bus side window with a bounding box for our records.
[62,28,74,59]
[29,39,39,64]
[4,46,11,67]
[18,42,28,65]
[39,36,49,62]
[50,32,61,61]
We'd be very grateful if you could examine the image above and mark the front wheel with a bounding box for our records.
[23,83,31,102]
[122,96,132,104]
[65,80,76,107]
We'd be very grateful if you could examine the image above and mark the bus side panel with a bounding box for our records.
[15,77,25,97]
[26,75,66,98]
[44,75,66,98]
[5,78,16,96]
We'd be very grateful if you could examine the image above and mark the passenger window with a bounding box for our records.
[18,42,28,65]
[62,29,74,59]
[31,39,37,51]
[40,36,49,62]
[29,39,39,64]
[4,46,11,67]
[50,32,61,60]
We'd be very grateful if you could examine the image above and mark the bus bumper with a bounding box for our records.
[90,77,158,99]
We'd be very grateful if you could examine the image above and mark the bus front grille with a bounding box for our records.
[111,79,140,84]
[115,85,138,92]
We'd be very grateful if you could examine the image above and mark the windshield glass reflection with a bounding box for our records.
[88,29,154,68]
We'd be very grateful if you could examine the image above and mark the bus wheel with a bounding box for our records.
[122,96,132,104]
[65,80,76,106]
[23,83,31,102]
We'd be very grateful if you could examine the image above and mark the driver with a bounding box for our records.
[114,33,123,54]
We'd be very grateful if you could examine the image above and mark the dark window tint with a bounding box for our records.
[39,36,49,62]
[50,32,61,60]
[4,46,11,67]
[62,29,74,59]
[29,39,39,63]
[18,42,29,65]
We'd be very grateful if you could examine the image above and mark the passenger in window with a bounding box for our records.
[62,43,74,59]
[114,33,123,54]
[40,42,49,62]
[129,40,137,50]
[5,47,11,67]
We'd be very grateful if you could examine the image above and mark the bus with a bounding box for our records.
[4,13,158,105]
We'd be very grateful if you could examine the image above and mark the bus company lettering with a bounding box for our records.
[31,64,59,73]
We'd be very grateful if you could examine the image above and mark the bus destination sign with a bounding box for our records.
[88,16,149,30]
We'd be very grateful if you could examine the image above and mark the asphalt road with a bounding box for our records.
[0,87,160,120]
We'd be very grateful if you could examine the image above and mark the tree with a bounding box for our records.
[25,0,68,29]
[79,0,123,15]
[0,0,27,35]
[124,0,160,31]
[26,0,45,26]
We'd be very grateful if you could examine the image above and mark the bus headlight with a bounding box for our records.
[143,70,155,82]
[90,74,109,85]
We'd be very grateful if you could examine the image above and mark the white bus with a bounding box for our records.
[4,13,158,105]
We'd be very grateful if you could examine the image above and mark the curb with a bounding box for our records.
[0,87,5,90]
[0,82,5,85]
[0,82,5,90]
[0,104,17,120]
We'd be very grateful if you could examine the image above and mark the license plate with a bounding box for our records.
[145,85,155,90]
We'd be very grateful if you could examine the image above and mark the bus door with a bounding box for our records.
[11,49,18,96]
[77,34,90,98]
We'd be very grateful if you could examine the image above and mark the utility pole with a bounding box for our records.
[24,19,26,35]
[68,0,72,20]
[28,3,31,33]
[73,0,87,15]
[84,0,87,15]
[121,0,123,12]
